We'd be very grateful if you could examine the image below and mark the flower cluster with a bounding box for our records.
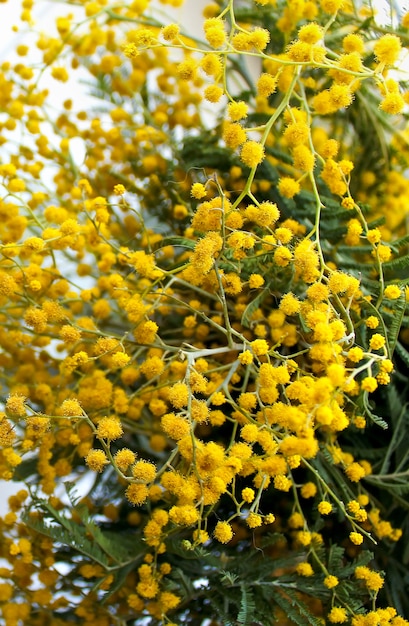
[0,0,408,625]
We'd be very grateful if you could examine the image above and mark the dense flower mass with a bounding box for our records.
[0,0,409,625]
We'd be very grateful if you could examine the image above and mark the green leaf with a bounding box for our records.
[237,583,256,626]
[360,275,384,291]
[390,233,409,252]
[241,288,269,328]
[380,399,408,474]
[383,253,409,275]
[205,589,236,626]
[341,550,373,577]
[158,236,196,250]
[22,509,110,568]
[367,216,386,229]
[395,341,409,368]
[181,134,236,172]
[101,561,140,604]
[220,570,239,586]
[166,566,197,601]
[384,563,408,616]
[365,410,389,430]
[385,289,406,356]
[326,544,346,573]
[166,539,212,562]
[12,458,39,482]
[272,588,322,626]
[64,484,130,563]
[364,476,409,497]
[23,491,145,571]
[362,394,388,430]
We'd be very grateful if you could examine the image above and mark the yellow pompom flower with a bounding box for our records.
[123,42,139,58]
[200,53,223,77]
[374,34,402,66]
[328,271,350,294]
[241,423,259,442]
[223,122,247,149]
[169,505,200,526]
[51,67,69,82]
[132,460,156,483]
[384,285,401,299]
[227,101,248,121]
[324,575,339,589]
[274,247,292,267]
[279,293,301,316]
[245,201,280,227]
[365,316,379,329]
[345,462,366,482]
[320,0,344,14]
[240,141,265,168]
[191,231,223,274]
[238,350,254,365]
[275,227,293,244]
[278,176,300,198]
[369,334,386,351]
[96,417,123,441]
[294,240,319,282]
[342,33,364,54]
[140,355,165,379]
[380,92,405,115]
[241,487,255,503]
[111,352,131,368]
[328,607,348,623]
[249,27,270,50]
[204,85,224,103]
[329,84,353,110]
[59,398,83,417]
[85,449,109,473]
[6,394,27,417]
[161,413,190,441]
[348,346,364,363]
[191,183,207,199]
[318,501,332,515]
[374,244,392,262]
[355,566,384,591]
[114,449,136,472]
[161,23,180,41]
[300,482,317,498]
[177,58,197,81]
[361,377,378,393]
[274,474,292,491]
[298,23,323,44]
[222,272,242,295]
[204,18,226,48]
[292,145,315,172]
[247,512,263,528]
[131,28,157,47]
[296,562,314,576]
[213,521,234,543]
[306,282,329,302]
[250,339,269,356]
[257,73,277,97]
[249,273,265,289]
[283,122,309,147]
[126,483,149,506]
[380,359,394,373]
[168,382,189,409]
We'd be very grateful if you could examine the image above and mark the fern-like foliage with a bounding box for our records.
[22,483,146,608]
